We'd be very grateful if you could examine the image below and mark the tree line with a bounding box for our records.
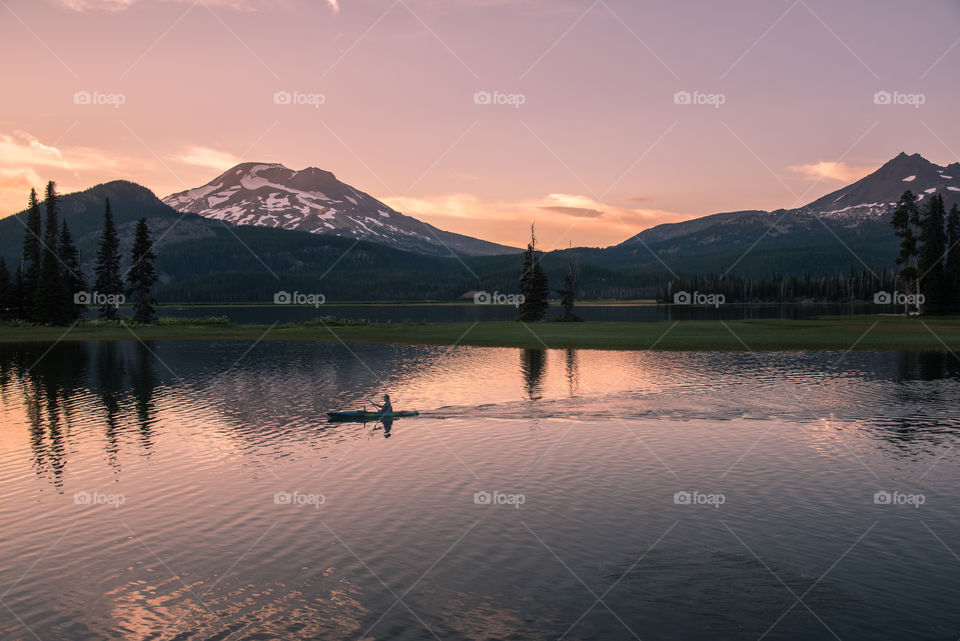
[890,190,960,313]
[658,191,960,311]
[658,268,902,304]
[0,183,159,325]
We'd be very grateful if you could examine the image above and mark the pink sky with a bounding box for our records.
[1,0,958,249]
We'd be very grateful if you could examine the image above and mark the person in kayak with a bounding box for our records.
[372,394,393,417]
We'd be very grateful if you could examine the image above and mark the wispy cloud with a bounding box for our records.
[539,205,603,218]
[788,160,877,183]
[383,192,694,249]
[55,0,136,10]
[0,131,123,215]
[53,0,310,12]
[172,146,242,171]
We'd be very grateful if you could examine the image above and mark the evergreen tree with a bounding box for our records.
[13,265,26,320]
[42,181,59,249]
[518,224,549,322]
[20,188,42,318]
[94,199,124,320]
[891,190,922,314]
[918,194,947,312]
[946,203,960,311]
[556,259,582,322]
[0,257,10,319]
[126,218,158,324]
[34,181,69,324]
[59,220,86,321]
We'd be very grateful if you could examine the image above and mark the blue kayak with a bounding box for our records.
[326,410,419,421]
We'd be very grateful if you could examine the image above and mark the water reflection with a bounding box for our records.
[130,342,158,450]
[0,341,959,640]
[2,343,960,480]
[895,350,960,381]
[565,348,579,396]
[521,348,546,400]
[0,341,164,486]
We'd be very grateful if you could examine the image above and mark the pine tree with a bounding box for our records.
[34,181,69,324]
[12,265,26,320]
[946,203,960,311]
[556,259,582,322]
[918,194,947,312]
[59,220,86,321]
[0,257,10,319]
[126,218,158,324]
[20,188,42,318]
[94,199,124,320]
[891,190,922,314]
[518,224,549,322]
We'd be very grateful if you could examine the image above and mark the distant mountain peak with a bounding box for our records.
[619,152,960,256]
[163,162,519,257]
[804,152,956,216]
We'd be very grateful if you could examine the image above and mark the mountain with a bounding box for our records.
[0,181,218,273]
[804,152,960,217]
[614,152,959,277]
[0,181,494,302]
[162,162,519,257]
[1,152,951,305]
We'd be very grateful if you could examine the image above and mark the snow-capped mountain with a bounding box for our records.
[163,162,518,257]
[613,153,960,276]
[805,152,960,221]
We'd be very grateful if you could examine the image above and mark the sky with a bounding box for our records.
[1,0,958,249]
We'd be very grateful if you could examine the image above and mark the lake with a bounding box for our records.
[0,340,958,640]
[113,302,885,324]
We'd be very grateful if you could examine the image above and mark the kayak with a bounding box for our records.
[326,410,419,421]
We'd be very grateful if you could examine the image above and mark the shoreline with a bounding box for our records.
[1,318,959,351]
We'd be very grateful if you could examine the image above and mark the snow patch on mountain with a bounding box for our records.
[162,161,519,257]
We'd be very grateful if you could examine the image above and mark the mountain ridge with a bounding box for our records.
[162,162,520,257]
[624,152,959,249]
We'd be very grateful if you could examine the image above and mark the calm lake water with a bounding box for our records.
[114,302,883,324]
[1,341,958,640]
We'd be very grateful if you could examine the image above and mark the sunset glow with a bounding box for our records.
[1,0,958,249]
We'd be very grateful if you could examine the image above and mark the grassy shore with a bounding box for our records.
[1,317,959,351]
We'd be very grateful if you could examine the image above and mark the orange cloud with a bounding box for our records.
[0,131,124,215]
[383,192,695,249]
[172,146,242,171]
[54,0,318,11]
[788,161,878,183]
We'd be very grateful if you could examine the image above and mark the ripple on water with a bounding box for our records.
[0,343,958,640]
